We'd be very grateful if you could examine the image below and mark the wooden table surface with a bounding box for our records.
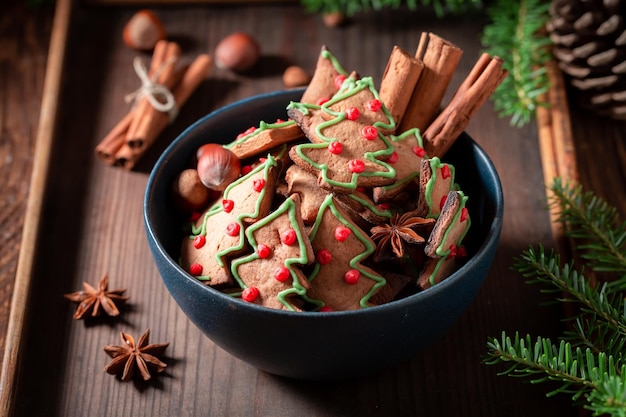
[1,0,625,416]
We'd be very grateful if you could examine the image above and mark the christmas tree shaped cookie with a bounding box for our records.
[300,45,351,104]
[416,156,459,218]
[230,194,314,311]
[287,76,397,193]
[276,164,329,225]
[418,190,471,289]
[180,155,280,286]
[372,127,428,203]
[306,194,387,311]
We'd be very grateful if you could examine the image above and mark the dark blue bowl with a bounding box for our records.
[144,89,503,380]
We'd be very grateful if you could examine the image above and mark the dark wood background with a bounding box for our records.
[1,0,624,415]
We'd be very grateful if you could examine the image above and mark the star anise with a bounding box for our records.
[103,329,169,381]
[64,274,129,320]
[370,210,435,260]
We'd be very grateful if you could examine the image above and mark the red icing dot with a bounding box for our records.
[189,263,203,276]
[257,243,272,258]
[334,74,346,89]
[193,235,206,249]
[361,126,378,140]
[334,226,351,242]
[241,165,253,175]
[388,151,399,163]
[460,207,469,222]
[456,246,468,259]
[367,99,382,112]
[328,141,343,155]
[441,164,451,179]
[440,195,448,210]
[356,187,366,192]
[345,106,360,121]
[378,202,390,210]
[237,126,256,139]
[319,306,333,312]
[242,287,259,302]
[344,269,360,284]
[317,249,333,265]
[190,211,202,222]
[349,159,365,173]
[447,244,457,260]
[412,146,426,157]
[253,178,266,192]
[317,97,330,106]
[281,229,297,245]
[226,222,240,236]
[275,118,286,123]
[222,199,234,212]
[273,265,290,282]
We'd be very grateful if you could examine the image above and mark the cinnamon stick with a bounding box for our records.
[114,54,213,169]
[125,40,182,149]
[397,33,463,133]
[422,53,508,158]
[94,111,134,164]
[378,46,424,130]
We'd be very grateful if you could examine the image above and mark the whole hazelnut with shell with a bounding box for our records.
[196,144,241,191]
[123,10,166,51]
[214,32,260,72]
[172,169,212,213]
[282,66,311,88]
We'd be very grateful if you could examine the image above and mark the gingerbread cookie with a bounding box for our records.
[372,127,428,204]
[418,190,470,289]
[180,155,280,286]
[300,45,351,104]
[333,187,393,229]
[224,119,304,160]
[306,194,387,311]
[415,156,458,218]
[288,77,398,193]
[276,164,329,225]
[230,194,314,311]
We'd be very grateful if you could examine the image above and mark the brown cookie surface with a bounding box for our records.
[306,194,386,311]
[231,194,314,311]
[180,155,280,287]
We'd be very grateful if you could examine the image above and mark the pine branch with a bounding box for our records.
[485,180,626,415]
[298,0,482,17]
[486,332,626,414]
[514,245,626,339]
[548,178,626,287]
[480,0,552,127]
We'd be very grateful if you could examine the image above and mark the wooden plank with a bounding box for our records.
[0,0,73,414]
[536,59,578,256]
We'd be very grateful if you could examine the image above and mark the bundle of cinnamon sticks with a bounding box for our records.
[96,40,212,170]
[391,32,508,158]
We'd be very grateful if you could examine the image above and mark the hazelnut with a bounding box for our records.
[196,144,241,191]
[123,9,166,51]
[214,32,260,72]
[172,169,212,213]
[282,66,311,88]
[323,12,348,28]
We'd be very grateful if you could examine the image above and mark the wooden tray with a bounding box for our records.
[1,1,584,415]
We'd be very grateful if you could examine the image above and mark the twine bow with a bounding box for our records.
[125,56,178,120]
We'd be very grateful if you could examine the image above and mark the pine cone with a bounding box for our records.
[547,0,626,120]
